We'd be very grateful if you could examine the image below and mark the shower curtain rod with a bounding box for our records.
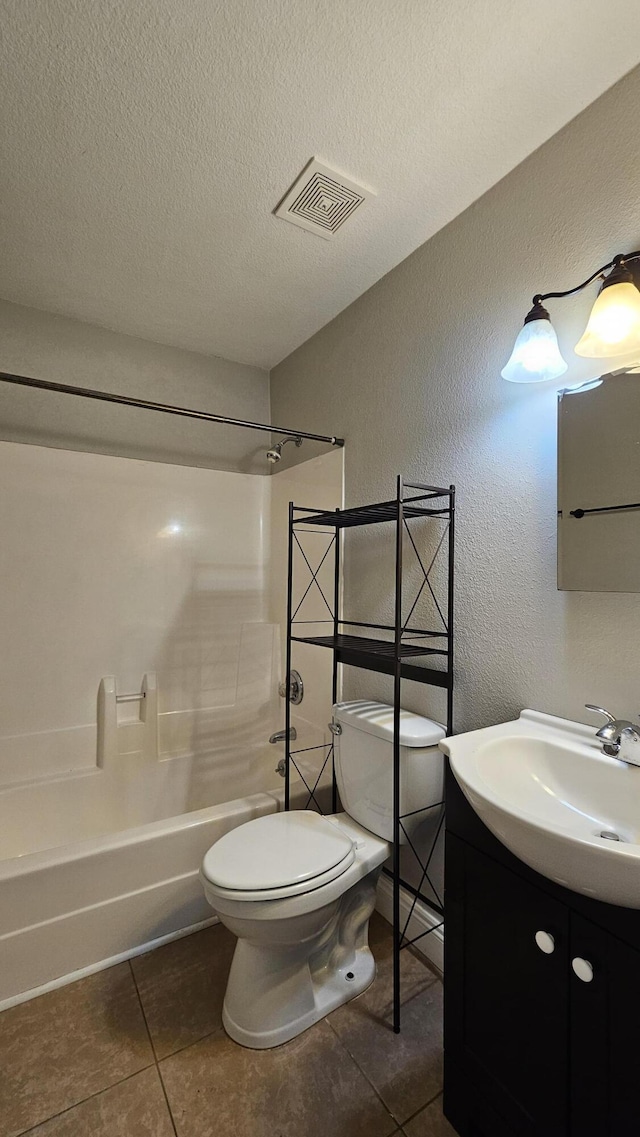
[0,371,344,447]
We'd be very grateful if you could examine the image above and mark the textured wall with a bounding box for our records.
[271,66,640,733]
[0,300,270,471]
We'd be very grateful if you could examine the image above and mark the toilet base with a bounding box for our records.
[220,870,380,1049]
[222,945,376,1049]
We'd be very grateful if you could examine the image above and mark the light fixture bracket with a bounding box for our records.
[598,259,634,293]
[524,300,551,324]
[532,248,640,307]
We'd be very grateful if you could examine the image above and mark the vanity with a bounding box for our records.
[442,710,640,1137]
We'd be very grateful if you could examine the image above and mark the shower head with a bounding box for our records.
[266,436,302,464]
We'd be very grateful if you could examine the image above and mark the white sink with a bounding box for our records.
[441,709,640,908]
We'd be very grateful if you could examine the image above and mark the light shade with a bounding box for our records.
[501,302,568,383]
[575,265,640,358]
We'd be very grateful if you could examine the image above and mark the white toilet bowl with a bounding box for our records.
[201,700,444,1050]
[200,810,389,1049]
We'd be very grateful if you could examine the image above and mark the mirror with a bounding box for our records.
[558,369,640,591]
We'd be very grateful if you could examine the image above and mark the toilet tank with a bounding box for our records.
[333,700,445,843]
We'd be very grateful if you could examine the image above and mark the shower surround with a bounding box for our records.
[0,441,343,1005]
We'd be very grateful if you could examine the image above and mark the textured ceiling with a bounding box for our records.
[2,1,640,369]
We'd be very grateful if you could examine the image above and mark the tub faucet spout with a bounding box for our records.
[269,728,297,744]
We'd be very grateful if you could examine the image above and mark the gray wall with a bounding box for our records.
[271,66,640,732]
[0,300,270,472]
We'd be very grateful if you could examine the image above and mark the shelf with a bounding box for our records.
[338,618,448,638]
[297,495,452,530]
[290,632,452,688]
[292,632,446,658]
[286,474,455,1034]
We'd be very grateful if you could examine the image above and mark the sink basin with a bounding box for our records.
[441,709,640,908]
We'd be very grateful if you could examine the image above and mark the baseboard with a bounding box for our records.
[0,914,220,1012]
[376,874,444,975]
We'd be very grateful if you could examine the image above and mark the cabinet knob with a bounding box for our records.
[572,957,594,983]
[535,930,555,955]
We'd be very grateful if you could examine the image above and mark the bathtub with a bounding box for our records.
[0,745,293,1008]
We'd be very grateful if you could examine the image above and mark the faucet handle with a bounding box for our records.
[585,704,616,724]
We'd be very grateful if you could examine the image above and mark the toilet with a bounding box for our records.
[200,699,445,1049]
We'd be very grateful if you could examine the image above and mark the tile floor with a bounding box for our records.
[0,913,454,1137]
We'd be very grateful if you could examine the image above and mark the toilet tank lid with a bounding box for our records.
[333,701,445,748]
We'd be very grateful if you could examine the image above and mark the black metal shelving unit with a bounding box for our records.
[284,475,455,1033]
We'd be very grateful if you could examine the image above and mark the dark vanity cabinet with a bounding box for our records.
[444,767,640,1137]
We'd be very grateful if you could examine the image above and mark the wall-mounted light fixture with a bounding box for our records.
[502,250,640,383]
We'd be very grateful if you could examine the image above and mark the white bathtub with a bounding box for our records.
[0,746,291,1008]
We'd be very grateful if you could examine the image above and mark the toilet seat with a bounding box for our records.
[201,810,356,902]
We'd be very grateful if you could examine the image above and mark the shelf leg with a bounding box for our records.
[285,501,294,811]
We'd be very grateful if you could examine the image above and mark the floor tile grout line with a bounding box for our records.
[156,1064,180,1137]
[125,931,230,1064]
[156,1060,184,1137]
[127,961,179,1137]
[325,979,443,1129]
[127,960,160,1063]
[155,1023,227,1065]
[400,1088,444,1129]
[14,1064,157,1137]
[325,1017,398,1129]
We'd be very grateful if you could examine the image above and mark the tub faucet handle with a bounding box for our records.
[278,670,304,705]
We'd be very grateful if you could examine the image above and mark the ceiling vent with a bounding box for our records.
[274,158,375,240]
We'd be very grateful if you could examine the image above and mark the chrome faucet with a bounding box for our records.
[269,727,297,744]
[585,704,640,767]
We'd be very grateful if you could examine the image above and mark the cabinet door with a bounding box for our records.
[446,835,570,1136]
[570,912,640,1136]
